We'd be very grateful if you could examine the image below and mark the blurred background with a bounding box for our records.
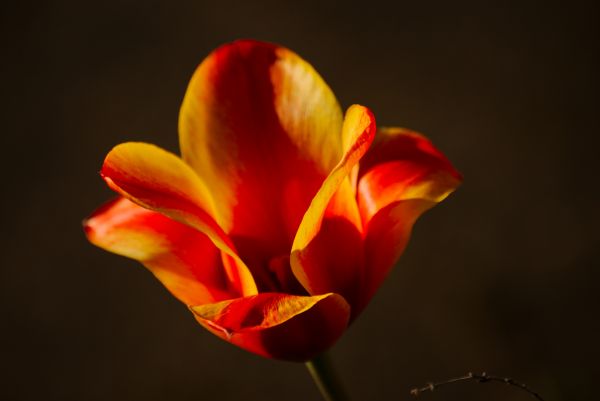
[1,1,598,400]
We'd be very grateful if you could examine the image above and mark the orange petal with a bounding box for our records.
[190,292,350,361]
[84,197,233,304]
[101,142,257,297]
[356,128,462,311]
[291,105,375,303]
[179,40,343,259]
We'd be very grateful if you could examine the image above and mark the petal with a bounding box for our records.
[179,40,343,258]
[272,46,344,173]
[291,105,375,304]
[360,199,435,310]
[84,197,232,304]
[101,142,257,297]
[358,128,462,223]
[190,292,350,361]
[356,127,462,310]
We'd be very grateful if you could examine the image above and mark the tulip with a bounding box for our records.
[84,40,461,367]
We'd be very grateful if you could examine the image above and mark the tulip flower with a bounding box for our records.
[84,40,461,368]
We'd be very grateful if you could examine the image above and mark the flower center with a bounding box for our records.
[231,235,307,295]
[267,254,306,295]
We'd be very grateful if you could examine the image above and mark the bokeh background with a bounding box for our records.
[2,1,598,400]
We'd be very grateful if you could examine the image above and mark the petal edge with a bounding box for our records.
[191,292,350,361]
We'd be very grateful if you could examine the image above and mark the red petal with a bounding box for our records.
[356,128,462,311]
[101,142,257,297]
[179,40,344,261]
[190,292,350,361]
[84,198,233,304]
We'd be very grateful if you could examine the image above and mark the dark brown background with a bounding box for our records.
[2,1,598,400]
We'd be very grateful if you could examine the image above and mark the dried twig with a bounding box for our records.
[410,372,544,400]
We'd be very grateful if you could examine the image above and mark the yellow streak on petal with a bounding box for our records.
[190,292,347,331]
[291,105,375,293]
[102,142,258,297]
[271,47,343,174]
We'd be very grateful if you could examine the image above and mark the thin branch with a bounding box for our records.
[410,372,544,401]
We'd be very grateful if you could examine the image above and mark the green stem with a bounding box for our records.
[305,353,350,401]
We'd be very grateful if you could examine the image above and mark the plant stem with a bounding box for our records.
[305,353,350,401]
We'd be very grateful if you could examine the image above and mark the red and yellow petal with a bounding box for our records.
[83,198,233,304]
[101,142,257,297]
[358,128,461,223]
[291,105,375,305]
[179,40,343,258]
[356,127,462,310]
[190,292,350,361]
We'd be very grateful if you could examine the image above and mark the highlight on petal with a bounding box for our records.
[271,46,344,173]
[101,142,257,297]
[179,40,343,258]
[355,127,462,311]
[190,292,350,361]
[83,198,233,304]
[291,105,375,303]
